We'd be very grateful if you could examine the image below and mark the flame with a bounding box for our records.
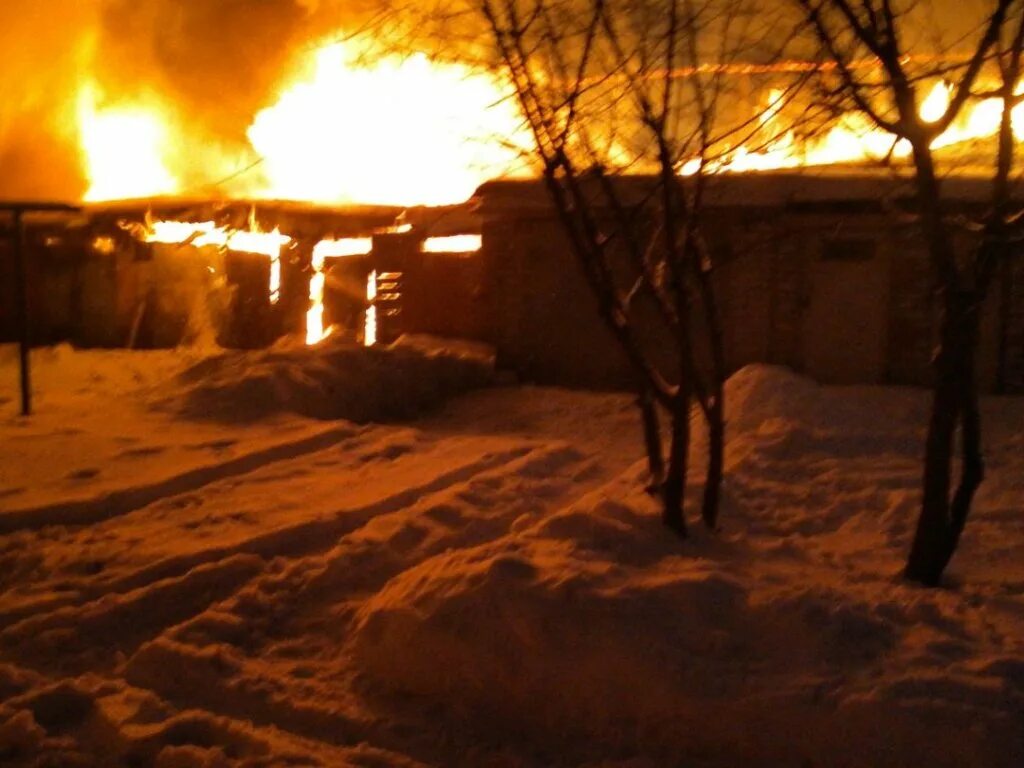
[306,245,330,346]
[247,39,530,206]
[129,218,391,346]
[305,237,374,345]
[135,213,290,306]
[91,236,116,255]
[920,81,951,123]
[684,81,1024,175]
[74,33,1024,206]
[365,270,378,347]
[78,83,179,201]
[422,235,483,253]
[76,33,529,206]
[143,220,228,246]
[312,237,373,258]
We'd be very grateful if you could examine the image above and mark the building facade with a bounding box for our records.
[475,173,1024,393]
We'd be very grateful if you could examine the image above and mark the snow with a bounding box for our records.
[1,348,1022,767]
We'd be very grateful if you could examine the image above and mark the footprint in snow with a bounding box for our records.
[191,439,238,451]
[119,445,167,458]
[66,468,100,481]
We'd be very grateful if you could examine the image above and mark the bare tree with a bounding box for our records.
[795,0,1024,584]
[472,0,794,534]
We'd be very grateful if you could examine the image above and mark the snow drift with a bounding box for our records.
[161,335,495,423]
[350,366,1024,767]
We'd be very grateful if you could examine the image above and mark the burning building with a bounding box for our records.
[4,170,1023,397]
[0,201,485,352]
[2,6,1024,394]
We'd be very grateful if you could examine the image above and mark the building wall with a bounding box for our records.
[1,231,84,346]
[481,205,1022,393]
[402,252,487,342]
[483,215,637,388]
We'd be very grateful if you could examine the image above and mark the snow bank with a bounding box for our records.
[164,336,495,423]
[348,366,1024,767]
[352,494,1021,766]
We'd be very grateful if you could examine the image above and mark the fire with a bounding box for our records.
[305,237,374,345]
[133,211,290,306]
[365,270,378,348]
[306,246,331,346]
[130,218,385,346]
[248,39,530,206]
[312,238,373,258]
[686,81,1024,175]
[75,34,530,206]
[143,220,227,246]
[422,235,483,253]
[78,83,179,201]
[65,28,1024,206]
[920,81,951,123]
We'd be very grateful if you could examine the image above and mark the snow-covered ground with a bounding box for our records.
[0,344,1021,767]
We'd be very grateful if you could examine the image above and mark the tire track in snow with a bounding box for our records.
[0,425,405,624]
[0,423,364,534]
[0,438,540,672]
[0,554,265,675]
[117,443,601,760]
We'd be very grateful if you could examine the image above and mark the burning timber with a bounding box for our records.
[1,199,483,354]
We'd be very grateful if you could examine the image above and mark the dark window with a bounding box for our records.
[821,237,876,261]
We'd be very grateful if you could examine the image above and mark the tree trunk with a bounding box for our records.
[906,373,959,585]
[693,235,726,531]
[701,387,724,529]
[662,385,691,538]
[942,306,985,574]
[905,295,982,585]
[638,386,665,492]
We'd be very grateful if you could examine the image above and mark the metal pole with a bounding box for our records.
[2,202,78,416]
[13,208,31,416]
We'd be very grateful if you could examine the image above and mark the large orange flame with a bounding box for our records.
[77,35,531,206]
[78,82,179,201]
[249,40,532,206]
[76,29,1024,205]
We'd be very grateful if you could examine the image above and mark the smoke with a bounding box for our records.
[96,0,312,139]
[0,0,331,200]
[0,1,99,198]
